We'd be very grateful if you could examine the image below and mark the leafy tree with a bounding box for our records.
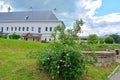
[87,34,99,44]
[73,18,85,34]
[104,36,114,44]
[9,32,21,39]
[110,34,120,44]
[52,25,66,41]
[66,29,73,35]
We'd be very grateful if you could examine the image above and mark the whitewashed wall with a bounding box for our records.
[0,21,62,41]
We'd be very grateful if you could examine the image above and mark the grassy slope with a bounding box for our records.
[0,39,119,80]
[0,39,50,80]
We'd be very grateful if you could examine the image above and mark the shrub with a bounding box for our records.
[38,42,87,80]
[99,39,104,44]
[0,34,7,39]
[104,36,114,44]
[87,34,99,44]
[110,34,120,44]
[38,25,97,80]
[41,40,47,43]
[9,33,21,39]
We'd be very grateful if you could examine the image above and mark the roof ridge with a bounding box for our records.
[0,11,58,21]
[0,10,52,13]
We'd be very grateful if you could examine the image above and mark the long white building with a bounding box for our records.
[0,11,63,41]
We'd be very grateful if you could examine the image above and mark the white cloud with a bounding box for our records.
[93,13,120,23]
[44,0,51,5]
[0,1,13,12]
[76,0,102,18]
[75,0,120,36]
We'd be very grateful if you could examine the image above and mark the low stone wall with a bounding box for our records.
[82,51,116,66]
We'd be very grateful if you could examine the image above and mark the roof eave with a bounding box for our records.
[0,20,63,23]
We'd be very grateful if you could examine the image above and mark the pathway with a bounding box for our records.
[109,68,120,80]
[109,58,120,80]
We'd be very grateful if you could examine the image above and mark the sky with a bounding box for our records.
[0,0,120,36]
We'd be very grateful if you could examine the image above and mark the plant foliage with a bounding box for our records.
[38,42,87,80]
[9,32,21,39]
[38,24,97,80]
[0,34,7,39]
[87,34,99,44]
[110,34,120,44]
[104,36,114,44]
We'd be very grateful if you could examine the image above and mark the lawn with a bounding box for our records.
[0,38,119,80]
[0,39,50,80]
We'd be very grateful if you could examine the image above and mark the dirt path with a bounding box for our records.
[109,58,120,80]
[109,68,120,80]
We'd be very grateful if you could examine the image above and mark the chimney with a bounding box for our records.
[29,6,33,11]
[8,7,11,12]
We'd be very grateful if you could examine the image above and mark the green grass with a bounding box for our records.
[0,38,120,80]
[80,43,120,51]
[85,63,120,80]
[0,39,50,80]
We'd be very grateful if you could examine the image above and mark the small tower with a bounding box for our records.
[8,7,11,12]
[29,6,33,11]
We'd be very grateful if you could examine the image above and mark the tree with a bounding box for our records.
[73,18,85,34]
[110,34,120,44]
[52,25,66,41]
[66,29,73,35]
[87,34,99,44]
[104,36,114,44]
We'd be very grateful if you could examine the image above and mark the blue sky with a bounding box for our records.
[0,0,120,36]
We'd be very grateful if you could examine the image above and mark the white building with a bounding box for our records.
[0,11,63,41]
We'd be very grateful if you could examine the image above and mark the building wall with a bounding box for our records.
[0,21,62,41]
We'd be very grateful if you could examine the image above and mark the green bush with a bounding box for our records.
[99,39,104,44]
[110,34,120,44]
[0,34,7,39]
[104,36,114,44]
[87,34,99,44]
[38,25,97,80]
[9,33,21,39]
[38,42,87,80]
[41,40,47,43]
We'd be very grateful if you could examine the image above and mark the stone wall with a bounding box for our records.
[82,51,116,66]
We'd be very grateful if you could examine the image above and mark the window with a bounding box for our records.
[11,27,13,31]
[6,27,8,31]
[31,27,34,31]
[45,27,48,31]
[15,27,17,31]
[19,27,21,31]
[45,38,47,41]
[26,27,29,31]
[50,27,52,31]
[38,27,41,33]
[49,38,51,41]
[23,27,25,31]
[1,27,3,32]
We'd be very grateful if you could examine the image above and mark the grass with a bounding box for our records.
[0,39,50,80]
[0,38,120,80]
[80,43,120,51]
[85,63,120,80]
